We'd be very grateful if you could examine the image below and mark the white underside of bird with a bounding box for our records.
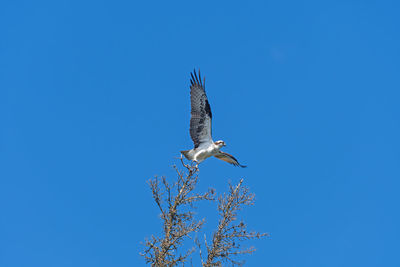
[181,141,224,163]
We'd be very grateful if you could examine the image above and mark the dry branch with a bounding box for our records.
[141,158,215,266]
[142,158,268,266]
[203,179,269,266]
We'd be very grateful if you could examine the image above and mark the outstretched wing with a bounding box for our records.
[189,69,213,148]
[214,151,246,168]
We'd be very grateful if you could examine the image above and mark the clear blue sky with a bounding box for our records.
[1,0,399,266]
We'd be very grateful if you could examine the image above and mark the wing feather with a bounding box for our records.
[189,69,213,148]
[214,151,246,168]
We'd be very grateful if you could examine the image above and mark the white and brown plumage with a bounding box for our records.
[181,69,246,168]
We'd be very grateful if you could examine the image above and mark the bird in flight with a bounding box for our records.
[181,69,246,167]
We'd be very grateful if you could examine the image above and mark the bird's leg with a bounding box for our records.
[191,160,199,169]
[194,162,199,171]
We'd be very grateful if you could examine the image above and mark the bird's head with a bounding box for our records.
[214,140,226,148]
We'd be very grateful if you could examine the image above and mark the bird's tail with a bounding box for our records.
[180,150,193,160]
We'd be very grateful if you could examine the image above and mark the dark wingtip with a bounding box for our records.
[234,163,247,168]
[190,71,196,86]
[198,69,202,86]
[190,68,203,87]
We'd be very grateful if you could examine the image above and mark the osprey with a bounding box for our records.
[181,70,246,168]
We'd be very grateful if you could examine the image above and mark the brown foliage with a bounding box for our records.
[141,158,267,266]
